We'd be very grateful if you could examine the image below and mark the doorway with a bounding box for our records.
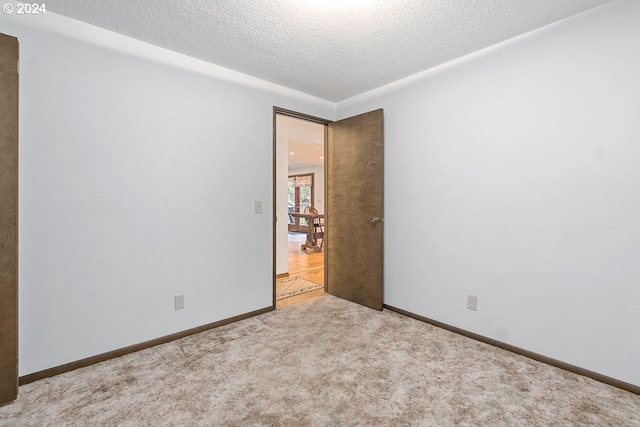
[273,107,385,311]
[274,110,328,308]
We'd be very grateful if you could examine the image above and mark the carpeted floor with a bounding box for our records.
[276,276,323,300]
[1,295,639,426]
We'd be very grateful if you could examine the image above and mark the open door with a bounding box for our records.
[0,33,19,404]
[326,109,383,310]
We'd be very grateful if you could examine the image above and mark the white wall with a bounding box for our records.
[275,116,326,276]
[1,9,334,375]
[275,117,289,276]
[337,0,640,386]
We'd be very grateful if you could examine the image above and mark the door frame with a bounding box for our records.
[0,33,19,405]
[272,107,331,307]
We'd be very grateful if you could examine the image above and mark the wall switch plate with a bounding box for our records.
[467,295,477,311]
[255,200,263,214]
[175,295,185,310]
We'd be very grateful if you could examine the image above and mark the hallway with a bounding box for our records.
[276,233,324,308]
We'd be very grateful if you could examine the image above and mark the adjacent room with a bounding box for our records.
[275,114,326,307]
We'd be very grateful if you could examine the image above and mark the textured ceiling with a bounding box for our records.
[46,0,615,102]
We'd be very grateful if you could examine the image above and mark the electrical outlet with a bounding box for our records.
[174,295,185,310]
[467,295,477,311]
[254,200,263,214]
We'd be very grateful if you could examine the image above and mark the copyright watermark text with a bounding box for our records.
[3,3,46,14]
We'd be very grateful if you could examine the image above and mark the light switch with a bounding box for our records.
[255,201,263,214]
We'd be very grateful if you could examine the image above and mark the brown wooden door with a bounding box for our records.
[326,109,384,310]
[0,33,19,404]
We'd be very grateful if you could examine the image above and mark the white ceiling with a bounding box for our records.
[46,0,615,102]
[277,115,325,171]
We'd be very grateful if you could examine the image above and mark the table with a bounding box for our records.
[290,212,325,252]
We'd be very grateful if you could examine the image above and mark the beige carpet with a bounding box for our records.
[276,276,323,300]
[1,295,639,426]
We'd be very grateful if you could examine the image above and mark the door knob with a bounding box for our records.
[370,216,383,224]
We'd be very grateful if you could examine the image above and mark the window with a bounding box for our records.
[288,173,314,230]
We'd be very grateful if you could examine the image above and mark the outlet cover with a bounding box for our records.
[467,295,477,311]
[175,295,185,310]
[254,201,263,214]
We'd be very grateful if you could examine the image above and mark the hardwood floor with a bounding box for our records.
[276,233,324,309]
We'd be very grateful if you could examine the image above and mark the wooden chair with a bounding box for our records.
[304,206,324,251]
